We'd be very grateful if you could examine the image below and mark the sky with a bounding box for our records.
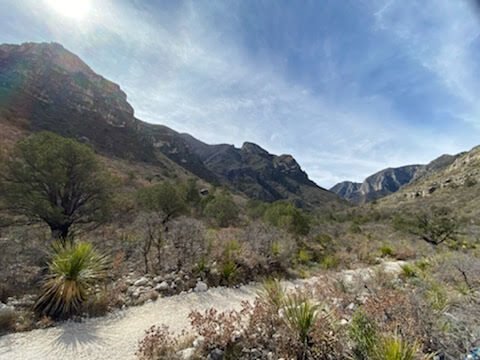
[1,0,480,188]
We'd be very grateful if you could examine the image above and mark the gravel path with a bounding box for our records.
[0,261,405,360]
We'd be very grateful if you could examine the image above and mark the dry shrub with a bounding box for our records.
[361,288,429,345]
[188,284,349,360]
[189,307,244,353]
[136,325,182,360]
[0,307,17,334]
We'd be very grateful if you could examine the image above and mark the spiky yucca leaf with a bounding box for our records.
[258,278,286,310]
[35,242,109,319]
[373,335,420,360]
[283,294,320,344]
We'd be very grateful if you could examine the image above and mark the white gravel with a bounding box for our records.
[0,261,405,360]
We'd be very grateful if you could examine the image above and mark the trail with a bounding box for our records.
[0,261,405,360]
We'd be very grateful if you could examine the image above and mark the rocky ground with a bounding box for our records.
[0,261,405,360]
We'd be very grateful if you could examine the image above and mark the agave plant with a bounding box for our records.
[35,241,109,319]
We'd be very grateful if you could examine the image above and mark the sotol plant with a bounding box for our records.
[35,242,109,319]
[283,294,320,358]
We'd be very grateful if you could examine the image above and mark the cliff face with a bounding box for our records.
[331,155,459,204]
[0,42,342,209]
[0,42,155,162]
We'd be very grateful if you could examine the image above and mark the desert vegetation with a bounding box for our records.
[0,132,479,360]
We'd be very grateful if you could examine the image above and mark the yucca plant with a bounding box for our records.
[34,241,109,319]
[258,278,286,311]
[350,311,379,359]
[283,294,320,359]
[373,334,420,360]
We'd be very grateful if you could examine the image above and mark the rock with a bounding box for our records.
[346,302,355,311]
[0,302,14,313]
[155,281,169,292]
[132,287,144,299]
[193,336,205,348]
[340,319,349,326]
[207,348,224,360]
[178,347,196,360]
[153,276,163,283]
[194,281,208,293]
[134,277,149,287]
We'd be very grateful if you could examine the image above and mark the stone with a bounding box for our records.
[346,302,355,311]
[153,276,163,283]
[194,281,208,293]
[193,336,205,348]
[134,277,149,287]
[207,348,224,360]
[155,281,169,292]
[178,348,196,360]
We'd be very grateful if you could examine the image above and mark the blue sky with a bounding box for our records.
[1,0,480,187]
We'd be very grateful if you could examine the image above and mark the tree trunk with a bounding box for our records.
[50,224,70,245]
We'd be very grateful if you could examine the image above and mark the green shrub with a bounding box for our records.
[297,248,312,265]
[34,242,109,319]
[220,260,238,285]
[203,193,239,227]
[264,201,310,236]
[320,255,340,270]
[380,245,394,257]
[258,278,285,310]
[349,223,362,234]
[283,295,319,347]
[350,311,378,359]
[373,335,419,360]
[400,264,417,279]
[426,281,449,312]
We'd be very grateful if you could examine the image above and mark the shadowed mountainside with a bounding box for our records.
[0,42,341,208]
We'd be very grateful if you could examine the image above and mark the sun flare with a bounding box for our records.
[45,0,92,20]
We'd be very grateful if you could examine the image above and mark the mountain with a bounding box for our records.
[0,42,340,208]
[331,154,459,204]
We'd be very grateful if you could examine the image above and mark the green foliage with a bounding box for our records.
[181,178,201,208]
[258,278,285,310]
[349,311,379,360]
[380,245,394,257]
[349,223,362,234]
[263,201,310,236]
[411,207,459,246]
[137,181,186,220]
[297,248,313,265]
[400,264,417,279]
[35,241,109,319]
[425,281,449,312]
[0,132,111,241]
[283,295,320,345]
[373,335,419,360]
[320,254,340,270]
[246,199,269,220]
[203,192,239,227]
[220,259,238,285]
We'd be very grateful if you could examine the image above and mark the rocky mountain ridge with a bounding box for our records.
[0,42,339,208]
[331,154,459,204]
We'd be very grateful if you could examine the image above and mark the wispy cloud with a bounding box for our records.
[1,0,480,187]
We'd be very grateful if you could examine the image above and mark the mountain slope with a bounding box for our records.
[0,41,340,208]
[331,155,459,204]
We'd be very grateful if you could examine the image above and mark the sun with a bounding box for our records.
[45,0,92,20]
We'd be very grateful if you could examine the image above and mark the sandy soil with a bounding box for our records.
[0,261,404,360]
